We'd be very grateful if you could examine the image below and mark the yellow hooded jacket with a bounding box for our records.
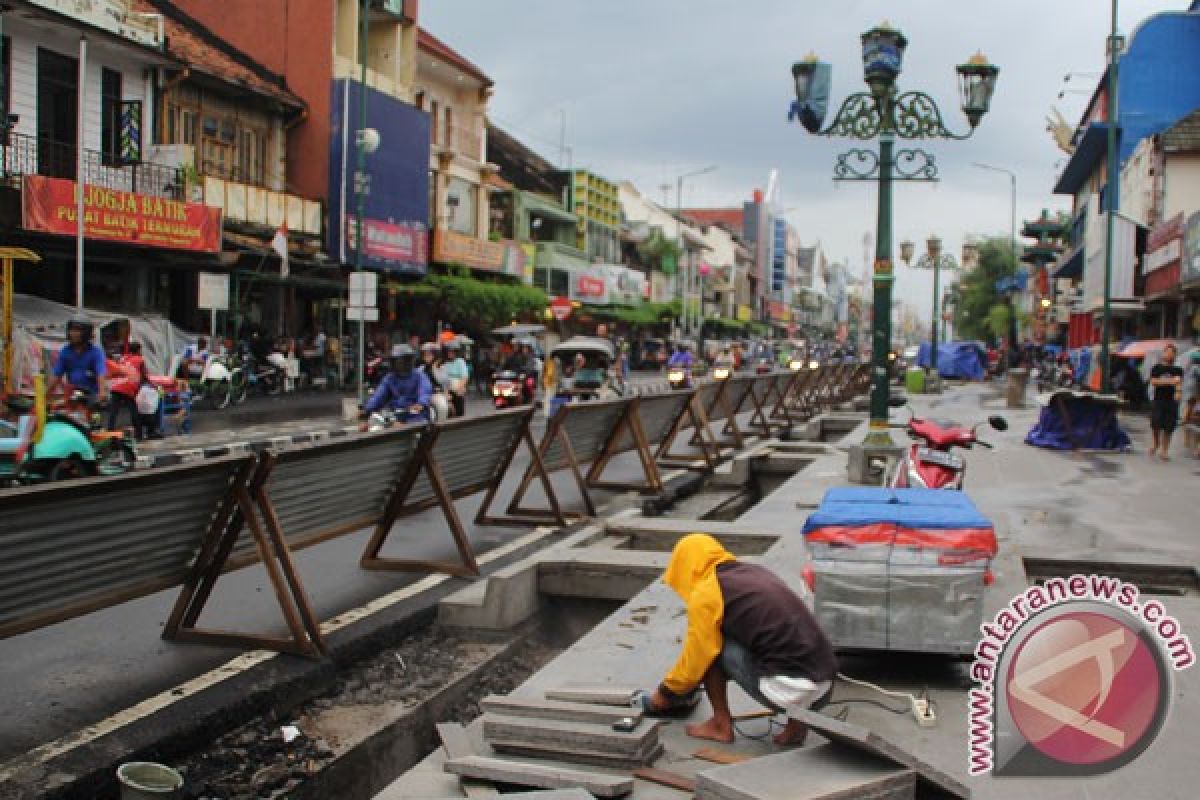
[661,534,737,695]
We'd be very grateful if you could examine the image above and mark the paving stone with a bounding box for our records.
[489,738,664,770]
[443,755,634,797]
[482,713,657,757]
[695,743,916,800]
[793,710,969,799]
[481,694,643,726]
[436,723,499,798]
[543,686,640,706]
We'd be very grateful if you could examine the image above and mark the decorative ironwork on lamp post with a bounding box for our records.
[789,25,998,444]
[901,235,958,384]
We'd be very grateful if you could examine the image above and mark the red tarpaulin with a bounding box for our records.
[21,176,222,253]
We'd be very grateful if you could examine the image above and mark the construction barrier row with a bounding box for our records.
[0,365,868,657]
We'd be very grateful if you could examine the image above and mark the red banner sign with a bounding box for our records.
[346,217,428,265]
[576,275,606,298]
[22,176,222,253]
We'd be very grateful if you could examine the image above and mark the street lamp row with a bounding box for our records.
[788,22,998,445]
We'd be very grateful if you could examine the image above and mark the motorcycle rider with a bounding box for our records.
[503,338,540,404]
[363,344,432,422]
[714,346,735,370]
[442,340,470,417]
[48,316,109,405]
[667,341,696,388]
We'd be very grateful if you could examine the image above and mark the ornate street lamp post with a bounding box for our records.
[789,25,998,444]
[901,234,958,387]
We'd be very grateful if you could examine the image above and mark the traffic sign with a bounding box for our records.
[550,296,572,321]
[347,306,379,322]
[348,270,377,308]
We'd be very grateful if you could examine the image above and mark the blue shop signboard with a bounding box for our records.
[329,79,431,274]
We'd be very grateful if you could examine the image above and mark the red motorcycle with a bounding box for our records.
[885,408,1007,489]
[491,369,536,409]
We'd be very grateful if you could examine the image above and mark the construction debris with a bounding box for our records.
[692,747,750,765]
[436,723,499,798]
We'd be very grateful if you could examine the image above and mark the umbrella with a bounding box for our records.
[1116,339,1178,358]
[491,323,546,337]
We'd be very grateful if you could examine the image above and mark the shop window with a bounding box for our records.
[202,137,232,179]
[167,103,197,146]
[101,68,121,166]
[446,177,475,236]
[238,127,267,185]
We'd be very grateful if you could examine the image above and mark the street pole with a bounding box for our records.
[355,0,369,405]
[1100,0,1119,394]
[971,162,1018,348]
[867,134,894,443]
[75,34,87,310]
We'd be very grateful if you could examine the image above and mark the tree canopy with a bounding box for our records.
[953,237,1019,344]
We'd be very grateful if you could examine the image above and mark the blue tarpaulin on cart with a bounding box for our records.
[1025,392,1131,451]
[802,488,993,533]
[916,341,987,380]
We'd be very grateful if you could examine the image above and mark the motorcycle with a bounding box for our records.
[712,365,732,381]
[230,344,284,403]
[667,366,693,390]
[491,369,536,409]
[885,406,1008,489]
[363,404,430,433]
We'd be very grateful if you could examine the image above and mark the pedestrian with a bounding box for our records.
[107,342,161,439]
[1148,343,1184,461]
[1185,351,1200,459]
[639,534,836,746]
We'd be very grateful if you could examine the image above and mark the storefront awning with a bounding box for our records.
[1053,244,1084,280]
[1054,123,1111,196]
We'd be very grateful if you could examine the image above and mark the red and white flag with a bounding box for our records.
[271,223,289,278]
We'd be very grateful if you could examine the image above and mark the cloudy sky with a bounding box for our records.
[421,0,1185,320]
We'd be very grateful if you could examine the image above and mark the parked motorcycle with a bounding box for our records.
[885,406,1008,489]
[182,355,238,410]
[491,369,536,409]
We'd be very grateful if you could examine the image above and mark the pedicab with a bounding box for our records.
[545,337,625,418]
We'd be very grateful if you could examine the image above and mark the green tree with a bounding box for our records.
[954,237,1018,343]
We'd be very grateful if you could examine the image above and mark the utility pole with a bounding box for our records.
[1100,0,1120,394]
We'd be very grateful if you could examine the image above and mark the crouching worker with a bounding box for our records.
[641,534,837,746]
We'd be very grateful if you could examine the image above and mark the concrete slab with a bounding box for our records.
[792,710,967,799]
[695,743,916,800]
[443,755,634,797]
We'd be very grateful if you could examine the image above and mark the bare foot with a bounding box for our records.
[686,715,735,743]
[773,719,808,747]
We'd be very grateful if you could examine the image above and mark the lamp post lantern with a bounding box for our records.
[901,234,958,387]
[789,26,997,443]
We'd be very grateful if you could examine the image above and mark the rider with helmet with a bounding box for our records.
[667,340,695,370]
[363,344,432,421]
[48,316,109,404]
[442,340,470,417]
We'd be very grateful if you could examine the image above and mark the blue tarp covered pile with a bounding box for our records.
[802,488,995,536]
[1025,391,1131,451]
[915,341,987,380]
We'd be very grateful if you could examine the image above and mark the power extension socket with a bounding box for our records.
[911,697,936,728]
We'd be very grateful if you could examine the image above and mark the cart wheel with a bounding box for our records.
[49,456,92,481]
[94,439,137,475]
[207,379,232,410]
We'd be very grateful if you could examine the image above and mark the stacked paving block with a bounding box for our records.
[480,695,663,769]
